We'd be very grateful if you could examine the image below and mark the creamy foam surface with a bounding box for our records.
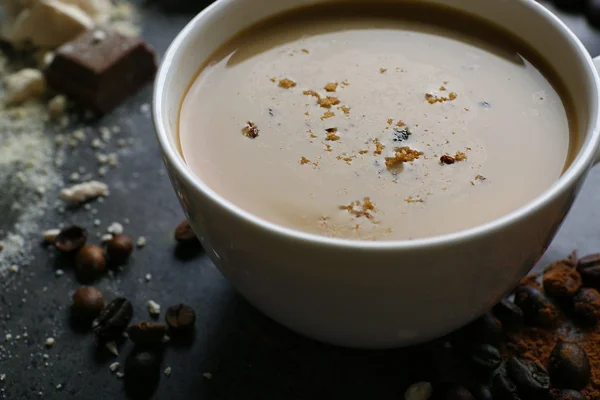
[179,5,573,241]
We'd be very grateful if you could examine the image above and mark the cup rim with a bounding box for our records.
[153,0,600,250]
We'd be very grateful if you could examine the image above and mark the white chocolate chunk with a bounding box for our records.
[147,300,160,316]
[59,0,113,24]
[3,0,94,48]
[47,95,67,118]
[4,68,46,106]
[60,180,108,203]
[42,229,61,243]
[107,222,123,235]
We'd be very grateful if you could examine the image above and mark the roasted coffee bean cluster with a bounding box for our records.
[59,221,201,393]
[413,254,600,400]
[53,225,135,282]
[70,287,196,390]
[53,220,200,283]
[72,291,197,342]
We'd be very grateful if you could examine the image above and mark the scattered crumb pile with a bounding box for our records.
[0,57,63,275]
[0,0,139,48]
[0,1,142,275]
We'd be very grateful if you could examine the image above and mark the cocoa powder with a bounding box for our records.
[501,258,600,400]
[578,334,600,398]
[543,262,582,297]
[504,326,600,399]
[504,327,563,365]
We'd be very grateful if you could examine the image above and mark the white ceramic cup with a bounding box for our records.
[154,0,600,348]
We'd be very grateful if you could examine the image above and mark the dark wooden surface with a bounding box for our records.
[1,1,600,399]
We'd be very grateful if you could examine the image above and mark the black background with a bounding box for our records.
[2,1,600,399]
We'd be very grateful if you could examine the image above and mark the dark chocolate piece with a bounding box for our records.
[44,29,157,115]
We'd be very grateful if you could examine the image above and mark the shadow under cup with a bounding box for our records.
[154,0,600,348]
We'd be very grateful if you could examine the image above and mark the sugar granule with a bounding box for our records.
[0,57,63,275]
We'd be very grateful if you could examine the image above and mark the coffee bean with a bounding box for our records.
[572,288,600,325]
[506,356,550,397]
[93,297,133,341]
[554,389,586,400]
[125,350,161,382]
[548,342,590,390]
[75,244,106,282]
[106,234,133,265]
[465,313,503,346]
[492,299,523,329]
[542,262,582,298]
[431,383,475,400]
[123,350,161,399]
[404,382,433,400]
[492,367,521,400]
[514,286,561,327]
[55,226,87,252]
[174,220,198,243]
[469,344,501,372]
[468,384,492,400]
[586,0,600,27]
[165,304,196,332]
[127,322,167,346]
[577,253,600,288]
[71,287,104,323]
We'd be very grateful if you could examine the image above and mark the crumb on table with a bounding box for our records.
[278,78,296,89]
[454,151,467,161]
[384,146,423,168]
[325,128,340,141]
[337,154,356,164]
[321,111,335,120]
[470,174,487,185]
[405,196,424,203]
[318,96,340,108]
[60,180,109,203]
[242,121,259,138]
[324,82,338,92]
[425,92,458,104]
[373,139,385,155]
[303,90,321,99]
[339,197,376,219]
[300,156,310,165]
